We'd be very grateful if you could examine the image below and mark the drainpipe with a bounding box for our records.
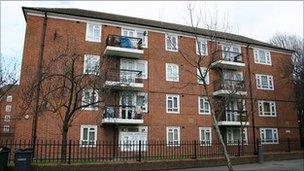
[245,44,257,153]
[31,11,48,153]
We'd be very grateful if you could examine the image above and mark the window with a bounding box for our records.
[120,59,148,79]
[165,34,178,51]
[136,92,148,113]
[258,101,276,117]
[6,95,12,102]
[122,28,148,48]
[198,96,211,115]
[227,128,248,145]
[196,38,208,55]
[80,125,97,147]
[82,89,99,110]
[3,125,10,132]
[256,74,274,90]
[166,126,180,146]
[83,55,100,75]
[222,44,242,62]
[166,63,179,82]
[5,105,12,112]
[166,94,180,113]
[86,23,101,42]
[260,128,278,144]
[199,127,212,146]
[4,115,11,122]
[254,49,271,65]
[197,67,209,85]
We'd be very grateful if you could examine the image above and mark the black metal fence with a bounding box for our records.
[0,138,301,164]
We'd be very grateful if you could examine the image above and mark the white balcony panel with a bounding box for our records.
[104,81,143,89]
[211,60,245,70]
[104,46,144,58]
[213,90,247,97]
[102,118,144,125]
[218,121,249,126]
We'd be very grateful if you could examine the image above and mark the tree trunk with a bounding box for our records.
[60,127,69,163]
[211,114,234,171]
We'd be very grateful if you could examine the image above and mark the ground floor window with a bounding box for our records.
[199,127,212,146]
[226,127,248,145]
[80,125,97,147]
[260,128,278,144]
[166,126,180,146]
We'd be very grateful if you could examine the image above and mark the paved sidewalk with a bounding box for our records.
[169,159,304,171]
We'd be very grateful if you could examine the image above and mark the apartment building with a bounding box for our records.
[12,7,299,152]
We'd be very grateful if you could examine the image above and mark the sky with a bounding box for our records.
[0,1,303,79]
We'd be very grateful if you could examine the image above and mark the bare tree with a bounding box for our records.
[269,33,304,141]
[164,4,250,170]
[0,54,18,99]
[20,36,111,162]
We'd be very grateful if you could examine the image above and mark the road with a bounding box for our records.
[168,159,304,171]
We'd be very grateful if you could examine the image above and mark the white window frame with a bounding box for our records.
[256,74,274,90]
[221,43,242,61]
[4,115,11,122]
[85,23,101,42]
[254,48,272,65]
[5,105,12,112]
[83,54,100,75]
[3,125,10,132]
[166,63,179,82]
[80,125,97,147]
[198,96,211,115]
[260,128,279,144]
[196,38,208,55]
[136,92,148,113]
[121,27,148,48]
[258,100,277,117]
[166,126,180,147]
[199,127,212,146]
[166,94,180,114]
[227,128,248,146]
[165,33,178,52]
[82,89,99,111]
[197,67,209,85]
[136,60,148,79]
[6,95,12,102]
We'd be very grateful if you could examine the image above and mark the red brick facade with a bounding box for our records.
[6,8,299,152]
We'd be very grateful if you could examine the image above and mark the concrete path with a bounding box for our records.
[168,159,304,171]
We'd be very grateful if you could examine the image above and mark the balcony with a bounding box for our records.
[218,110,249,126]
[103,69,143,91]
[211,50,245,70]
[213,79,247,96]
[102,105,144,125]
[104,35,144,58]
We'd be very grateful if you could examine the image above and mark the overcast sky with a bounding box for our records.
[1,1,303,76]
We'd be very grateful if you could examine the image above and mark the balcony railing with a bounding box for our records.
[104,35,144,58]
[220,110,247,122]
[211,50,244,70]
[214,79,246,92]
[102,105,143,125]
[106,35,143,50]
[104,69,143,90]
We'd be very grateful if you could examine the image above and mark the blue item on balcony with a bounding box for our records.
[120,37,132,48]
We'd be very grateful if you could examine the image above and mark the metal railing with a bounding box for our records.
[214,79,246,92]
[0,138,300,164]
[220,110,247,122]
[103,105,142,120]
[213,50,243,63]
[106,35,143,50]
[105,69,143,84]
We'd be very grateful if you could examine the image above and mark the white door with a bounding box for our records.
[120,59,136,83]
[120,92,135,119]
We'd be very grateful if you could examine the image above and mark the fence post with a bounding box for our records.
[238,140,241,157]
[138,141,142,162]
[68,139,71,164]
[193,140,197,159]
[257,139,264,163]
[287,138,291,152]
